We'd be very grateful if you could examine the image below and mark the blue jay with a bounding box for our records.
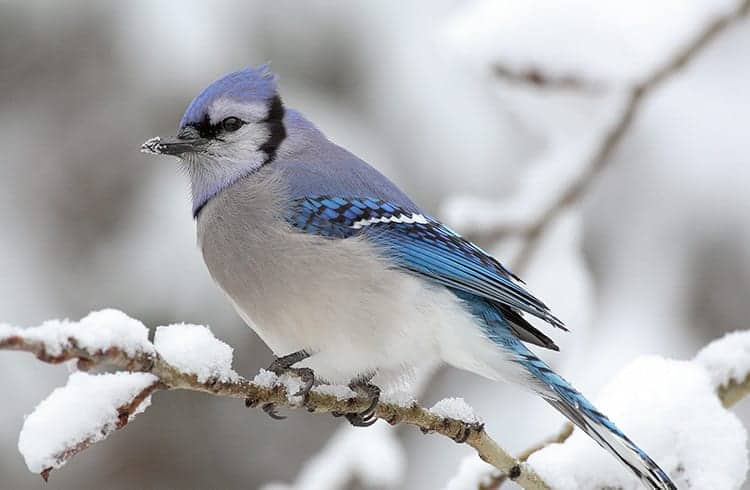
[142,66,675,490]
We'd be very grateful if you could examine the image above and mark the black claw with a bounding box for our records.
[293,367,315,399]
[345,412,377,427]
[262,403,286,420]
[252,351,316,421]
[337,379,381,428]
[360,385,380,418]
[266,350,316,407]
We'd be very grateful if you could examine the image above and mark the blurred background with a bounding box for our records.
[1,0,749,488]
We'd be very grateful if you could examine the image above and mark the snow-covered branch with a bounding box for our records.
[19,372,161,481]
[443,0,750,272]
[6,312,749,489]
[0,310,549,489]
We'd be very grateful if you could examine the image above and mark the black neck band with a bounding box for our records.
[259,95,286,164]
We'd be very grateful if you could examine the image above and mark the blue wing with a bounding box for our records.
[288,197,676,488]
[287,196,565,346]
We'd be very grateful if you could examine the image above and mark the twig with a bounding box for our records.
[492,65,602,92]
[515,424,575,463]
[719,372,750,409]
[483,424,574,490]
[0,334,550,490]
[474,0,750,273]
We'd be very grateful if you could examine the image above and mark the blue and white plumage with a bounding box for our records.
[143,66,676,490]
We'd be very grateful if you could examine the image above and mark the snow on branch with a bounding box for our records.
[18,372,160,480]
[0,310,548,489]
[441,0,750,272]
[696,330,750,408]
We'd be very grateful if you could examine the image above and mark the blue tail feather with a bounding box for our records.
[457,292,676,490]
[516,351,676,490]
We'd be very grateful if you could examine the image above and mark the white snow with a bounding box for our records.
[312,384,357,401]
[250,369,305,403]
[0,309,154,357]
[262,424,405,490]
[380,389,417,408]
[442,0,739,85]
[153,323,237,383]
[429,398,481,424]
[443,455,498,490]
[528,356,748,489]
[278,374,305,403]
[695,330,750,390]
[18,371,158,474]
[253,368,279,388]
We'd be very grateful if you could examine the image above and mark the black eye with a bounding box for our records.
[222,117,243,132]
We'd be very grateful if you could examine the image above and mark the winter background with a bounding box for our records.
[1,0,749,489]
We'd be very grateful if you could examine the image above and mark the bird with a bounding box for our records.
[142,65,676,490]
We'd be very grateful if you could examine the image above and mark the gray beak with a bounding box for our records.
[141,135,208,156]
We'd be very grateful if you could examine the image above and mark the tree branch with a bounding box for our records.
[0,331,549,490]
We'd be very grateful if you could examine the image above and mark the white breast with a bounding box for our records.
[196,169,519,388]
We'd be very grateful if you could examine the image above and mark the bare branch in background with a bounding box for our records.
[481,424,573,490]
[492,65,602,92]
[472,0,750,273]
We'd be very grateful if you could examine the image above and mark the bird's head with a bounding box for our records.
[142,65,287,213]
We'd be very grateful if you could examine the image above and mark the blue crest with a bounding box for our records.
[180,64,278,127]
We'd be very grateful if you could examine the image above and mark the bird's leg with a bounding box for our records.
[254,350,315,421]
[332,375,381,427]
[268,350,310,373]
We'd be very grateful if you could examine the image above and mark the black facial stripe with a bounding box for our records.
[259,95,286,164]
[185,95,286,163]
[188,114,221,139]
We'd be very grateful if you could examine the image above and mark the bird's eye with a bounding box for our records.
[222,117,243,132]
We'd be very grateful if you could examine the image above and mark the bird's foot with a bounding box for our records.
[333,379,381,427]
[268,350,315,398]
[254,350,315,421]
